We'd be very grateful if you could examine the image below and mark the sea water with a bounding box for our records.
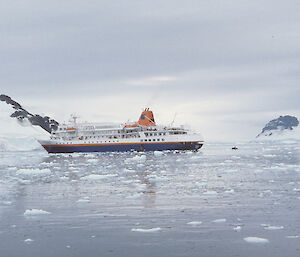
[0,140,299,257]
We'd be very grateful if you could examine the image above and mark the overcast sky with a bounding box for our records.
[1,0,300,141]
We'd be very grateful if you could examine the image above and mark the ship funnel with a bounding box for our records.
[138,108,156,126]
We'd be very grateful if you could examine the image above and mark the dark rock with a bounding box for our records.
[0,94,59,133]
[257,115,299,138]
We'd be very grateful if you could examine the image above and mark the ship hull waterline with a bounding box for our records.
[41,141,203,153]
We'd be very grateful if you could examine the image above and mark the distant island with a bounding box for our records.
[256,115,299,138]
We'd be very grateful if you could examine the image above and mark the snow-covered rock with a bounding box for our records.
[24,209,51,216]
[256,115,299,139]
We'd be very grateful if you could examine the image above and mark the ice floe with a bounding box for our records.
[80,174,117,181]
[125,155,146,163]
[233,226,242,231]
[76,198,90,203]
[154,151,164,156]
[203,191,218,195]
[16,168,51,177]
[212,218,226,223]
[285,235,299,239]
[131,227,162,233]
[24,238,34,243]
[187,221,202,226]
[24,209,51,216]
[263,225,284,230]
[244,237,269,244]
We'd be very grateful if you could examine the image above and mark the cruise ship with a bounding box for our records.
[38,109,204,153]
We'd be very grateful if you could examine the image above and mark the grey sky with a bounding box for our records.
[1,0,300,140]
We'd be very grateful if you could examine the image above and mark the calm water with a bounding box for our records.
[0,141,299,257]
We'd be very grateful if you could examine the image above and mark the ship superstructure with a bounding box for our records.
[39,109,204,153]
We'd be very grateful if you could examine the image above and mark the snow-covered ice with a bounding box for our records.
[212,219,226,223]
[16,168,51,177]
[24,209,51,216]
[187,221,202,226]
[131,228,162,233]
[243,237,269,244]
[0,140,300,257]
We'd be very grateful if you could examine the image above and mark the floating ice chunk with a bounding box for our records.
[148,175,168,183]
[136,184,147,192]
[224,169,237,173]
[212,218,226,223]
[185,151,194,155]
[85,154,96,158]
[203,191,218,195]
[131,227,162,233]
[293,188,300,192]
[76,198,90,203]
[187,221,202,226]
[17,168,51,177]
[224,189,235,194]
[125,155,146,163]
[1,200,12,205]
[285,235,299,239]
[24,238,34,243]
[123,168,136,173]
[244,237,269,244]
[81,174,117,181]
[264,225,284,230]
[87,159,98,163]
[263,154,276,158]
[60,176,69,181]
[24,209,51,216]
[233,226,242,231]
[154,151,164,156]
[127,193,143,199]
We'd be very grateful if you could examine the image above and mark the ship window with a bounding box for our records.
[162,139,165,141]
[150,133,153,136]
[157,139,160,141]
[154,133,157,136]
[145,139,147,142]
[141,139,143,142]
[149,139,151,141]
[163,133,166,135]
[159,133,161,136]
[153,139,156,141]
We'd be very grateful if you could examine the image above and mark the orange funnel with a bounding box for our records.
[138,108,156,126]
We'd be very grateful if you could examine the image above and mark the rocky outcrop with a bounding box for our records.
[0,94,59,133]
[256,115,299,138]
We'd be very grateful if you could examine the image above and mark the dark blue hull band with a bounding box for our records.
[42,142,203,153]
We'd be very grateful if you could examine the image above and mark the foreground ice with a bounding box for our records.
[244,237,269,244]
[187,221,202,226]
[131,228,162,233]
[16,168,51,177]
[212,219,226,223]
[24,209,51,216]
[0,140,300,257]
